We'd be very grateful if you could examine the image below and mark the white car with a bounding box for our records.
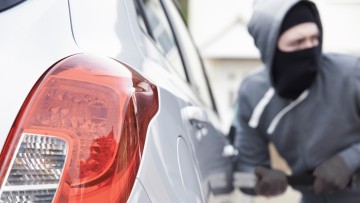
[0,0,233,202]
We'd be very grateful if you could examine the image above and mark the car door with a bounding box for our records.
[137,0,234,198]
[163,0,234,196]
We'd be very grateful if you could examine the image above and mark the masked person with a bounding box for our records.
[233,0,360,202]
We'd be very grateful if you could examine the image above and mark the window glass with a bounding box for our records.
[138,0,187,81]
[164,1,216,110]
[134,1,147,32]
[0,0,26,12]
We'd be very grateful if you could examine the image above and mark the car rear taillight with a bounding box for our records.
[0,54,158,202]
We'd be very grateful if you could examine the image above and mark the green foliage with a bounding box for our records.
[177,0,188,23]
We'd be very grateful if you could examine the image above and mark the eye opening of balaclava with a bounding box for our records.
[272,1,322,100]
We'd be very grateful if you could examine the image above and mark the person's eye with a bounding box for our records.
[309,35,319,46]
[293,39,305,47]
[312,35,319,42]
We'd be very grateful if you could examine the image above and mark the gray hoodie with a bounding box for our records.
[234,0,360,200]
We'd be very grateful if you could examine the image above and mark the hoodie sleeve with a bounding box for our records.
[233,82,271,173]
[338,58,360,173]
[339,146,360,173]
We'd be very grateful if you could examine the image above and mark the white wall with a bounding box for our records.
[190,0,360,55]
[205,59,262,131]
[314,0,360,54]
[188,0,251,48]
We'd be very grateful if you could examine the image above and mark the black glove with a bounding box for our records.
[313,155,352,194]
[254,166,288,196]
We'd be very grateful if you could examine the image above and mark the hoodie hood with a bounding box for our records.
[248,0,323,85]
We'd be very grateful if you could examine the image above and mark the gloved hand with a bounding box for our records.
[313,155,352,194]
[254,166,288,196]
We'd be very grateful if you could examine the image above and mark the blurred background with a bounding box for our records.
[177,0,360,202]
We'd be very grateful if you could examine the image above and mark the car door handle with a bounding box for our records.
[181,106,209,130]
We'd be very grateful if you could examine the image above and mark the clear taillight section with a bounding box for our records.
[0,134,67,202]
[0,54,159,202]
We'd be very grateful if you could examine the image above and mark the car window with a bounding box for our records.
[135,0,188,81]
[0,0,26,12]
[163,0,217,111]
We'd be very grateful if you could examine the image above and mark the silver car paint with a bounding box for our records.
[0,0,79,152]
[70,0,233,200]
[127,179,152,203]
[1,0,232,201]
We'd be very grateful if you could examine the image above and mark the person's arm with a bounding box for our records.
[338,147,360,174]
[312,58,360,194]
[233,84,288,196]
[233,85,270,173]
[338,59,360,173]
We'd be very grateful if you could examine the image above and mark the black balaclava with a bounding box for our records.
[272,2,321,100]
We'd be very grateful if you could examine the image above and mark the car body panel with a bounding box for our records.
[127,179,152,203]
[0,0,233,201]
[0,0,79,152]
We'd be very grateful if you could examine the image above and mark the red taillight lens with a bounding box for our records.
[0,54,159,202]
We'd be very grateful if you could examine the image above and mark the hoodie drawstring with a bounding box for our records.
[248,89,310,134]
[249,88,275,128]
[267,90,310,134]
